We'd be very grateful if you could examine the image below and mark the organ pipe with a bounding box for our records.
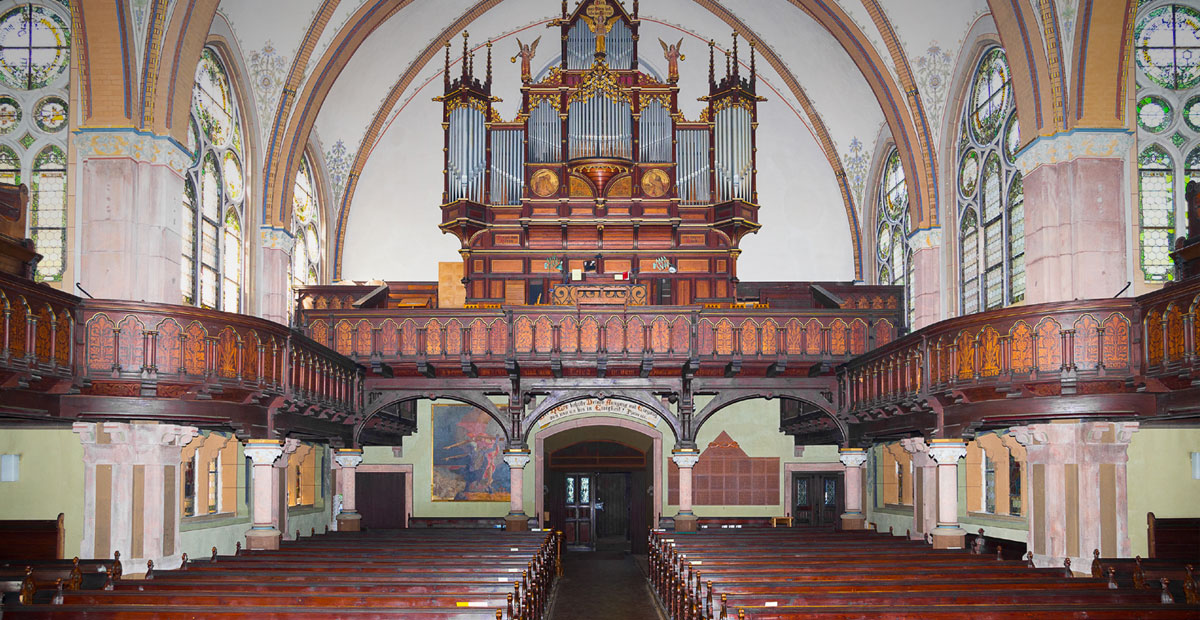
[490,129,524,205]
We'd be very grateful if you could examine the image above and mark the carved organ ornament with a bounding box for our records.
[435,0,764,305]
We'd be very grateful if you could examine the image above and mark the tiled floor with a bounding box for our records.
[550,549,663,620]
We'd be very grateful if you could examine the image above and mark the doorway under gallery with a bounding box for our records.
[537,420,660,554]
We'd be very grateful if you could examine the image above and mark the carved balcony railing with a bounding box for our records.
[1136,276,1200,384]
[838,298,1141,418]
[0,272,361,418]
[297,305,903,374]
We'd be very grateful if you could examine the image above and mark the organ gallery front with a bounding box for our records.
[436,0,764,306]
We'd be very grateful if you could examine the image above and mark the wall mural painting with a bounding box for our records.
[431,404,510,502]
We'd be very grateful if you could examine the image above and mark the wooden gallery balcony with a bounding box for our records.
[296,290,904,382]
[837,278,1200,443]
[0,272,406,444]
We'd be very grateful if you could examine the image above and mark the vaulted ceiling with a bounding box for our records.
[209,0,1022,282]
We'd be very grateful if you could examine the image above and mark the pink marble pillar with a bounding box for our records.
[1020,133,1131,304]
[76,135,188,303]
[258,238,292,326]
[73,422,197,571]
[672,450,700,532]
[901,437,937,540]
[1010,421,1138,569]
[909,232,942,330]
[333,449,364,531]
[927,439,967,549]
[503,450,531,531]
[838,448,867,530]
[244,439,284,550]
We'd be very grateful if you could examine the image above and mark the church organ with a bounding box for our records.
[437,0,763,306]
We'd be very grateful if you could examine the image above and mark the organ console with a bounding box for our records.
[436,0,763,306]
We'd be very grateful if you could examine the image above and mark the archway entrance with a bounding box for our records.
[540,424,657,554]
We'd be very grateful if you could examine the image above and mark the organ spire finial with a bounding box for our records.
[486,40,493,88]
[749,39,756,89]
[462,31,471,78]
[444,41,452,89]
[731,32,739,80]
[724,48,730,81]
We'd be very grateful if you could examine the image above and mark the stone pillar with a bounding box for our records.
[908,230,942,330]
[1018,132,1132,304]
[901,437,937,540]
[927,439,967,549]
[244,439,284,550]
[1010,421,1138,569]
[838,448,867,530]
[73,422,197,571]
[270,438,300,540]
[503,449,531,531]
[259,229,293,325]
[333,449,364,532]
[75,131,188,303]
[672,449,700,532]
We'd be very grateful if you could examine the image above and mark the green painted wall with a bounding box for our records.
[0,428,86,557]
[1127,428,1200,557]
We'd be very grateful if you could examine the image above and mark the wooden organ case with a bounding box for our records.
[436,0,763,306]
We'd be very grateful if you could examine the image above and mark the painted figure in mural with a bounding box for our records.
[660,38,685,83]
[432,405,511,501]
[511,36,540,82]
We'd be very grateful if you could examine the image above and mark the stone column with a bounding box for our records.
[1010,421,1138,569]
[1018,131,1132,304]
[75,131,188,303]
[672,449,700,532]
[259,229,293,325]
[244,439,284,550]
[270,438,300,540]
[908,229,942,330]
[503,449,531,531]
[73,422,198,571]
[333,449,364,532]
[838,448,867,530]
[901,437,938,540]
[927,439,967,549]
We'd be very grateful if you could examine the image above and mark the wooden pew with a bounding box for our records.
[0,515,63,562]
[1148,513,1200,561]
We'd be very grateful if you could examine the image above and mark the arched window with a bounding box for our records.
[0,2,70,283]
[957,47,1023,314]
[1134,2,1200,282]
[291,153,321,292]
[875,149,912,324]
[182,48,245,311]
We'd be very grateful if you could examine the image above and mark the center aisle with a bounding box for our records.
[550,549,664,620]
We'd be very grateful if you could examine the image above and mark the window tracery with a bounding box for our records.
[291,153,322,292]
[1135,2,1200,282]
[0,2,68,283]
[182,48,245,311]
[875,149,912,324]
[958,47,1023,313]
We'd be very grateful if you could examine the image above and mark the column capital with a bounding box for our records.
[1016,129,1134,175]
[333,448,364,469]
[73,421,198,448]
[502,449,531,469]
[927,439,967,465]
[671,450,700,469]
[838,448,867,468]
[244,439,284,466]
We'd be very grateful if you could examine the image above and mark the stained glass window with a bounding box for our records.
[875,149,912,325]
[1140,145,1175,281]
[0,4,70,91]
[0,2,67,283]
[31,144,64,281]
[958,47,1023,314]
[182,48,245,310]
[1135,4,1200,90]
[1136,3,1200,282]
[291,153,322,297]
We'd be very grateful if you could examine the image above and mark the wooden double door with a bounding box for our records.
[551,470,648,553]
[792,472,843,527]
